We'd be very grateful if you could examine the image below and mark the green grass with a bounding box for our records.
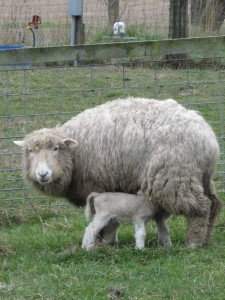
[88,25,165,44]
[0,59,225,299]
[0,201,225,299]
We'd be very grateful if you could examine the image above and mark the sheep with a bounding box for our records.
[82,192,171,250]
[14,97,222,248]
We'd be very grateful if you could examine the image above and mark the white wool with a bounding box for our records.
[82,192,171,250]
[14,97,222,248]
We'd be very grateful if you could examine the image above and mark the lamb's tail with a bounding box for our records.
[85,192,99,220]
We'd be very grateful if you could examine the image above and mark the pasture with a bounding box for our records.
[0,208,224,299]
[0,56,225,299]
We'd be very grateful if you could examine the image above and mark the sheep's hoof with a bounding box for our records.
[187,242,204,249]
[159,238,172,247]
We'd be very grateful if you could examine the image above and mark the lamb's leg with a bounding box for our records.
[101,219,120,245]
[82,215,110,250]
[134,221,147,250]
[153,210,172,247]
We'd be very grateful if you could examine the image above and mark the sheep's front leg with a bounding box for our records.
[153,210,172,247]
[82,216,110,250]
[134,221,146,250]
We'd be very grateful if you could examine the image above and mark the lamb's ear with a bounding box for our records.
[62,138,78,149]
[13,140,26,148]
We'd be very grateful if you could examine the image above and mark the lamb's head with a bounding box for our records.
[14,128,78,197]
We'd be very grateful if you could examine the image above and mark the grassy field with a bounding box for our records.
[0,205,224,299]
[0,59,225,299]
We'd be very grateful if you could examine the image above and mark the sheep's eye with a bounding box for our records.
[28,149,33,153]
[53,146,59,152]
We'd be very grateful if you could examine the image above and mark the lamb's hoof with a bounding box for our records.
[135,245,145,250]
[82,243,95,250]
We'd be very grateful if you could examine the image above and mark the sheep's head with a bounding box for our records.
[14,129,78,196]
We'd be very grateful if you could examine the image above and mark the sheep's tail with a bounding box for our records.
[204,179,222,243]
[85,192,99,220]
[208,192,222,222]
[205,179,222,218]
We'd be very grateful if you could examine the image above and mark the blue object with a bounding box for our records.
[0,46,31,67]
[0,45,25,50]
[68,0,82,16]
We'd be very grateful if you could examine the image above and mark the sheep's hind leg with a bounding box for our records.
[82,216,110,250]
[153,210,172,247]
[185,196,211,248]
[185,214,210,248]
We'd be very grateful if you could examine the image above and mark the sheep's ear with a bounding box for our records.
[62,138,78,148]
[13,140,25,148]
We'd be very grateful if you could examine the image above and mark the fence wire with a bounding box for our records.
[1,0,225,47]
[0,54,225,209]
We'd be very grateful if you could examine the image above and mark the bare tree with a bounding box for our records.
[200,0,225,32]
[191,0,207,25]
[100,0,119,27]
[108,0,119,26]
[166,0,188,68]
[168,0,188,39]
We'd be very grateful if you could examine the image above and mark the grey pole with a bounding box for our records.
[68,0,83,46]
[34,29,38,47]
[71,15,76,46]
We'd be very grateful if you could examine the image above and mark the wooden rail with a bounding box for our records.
[0,36,225,65]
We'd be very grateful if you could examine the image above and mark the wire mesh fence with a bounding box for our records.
[1,0,225,47]
[0,47,225,209]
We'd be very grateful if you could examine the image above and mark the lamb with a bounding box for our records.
[82,192,171,250]
[14,97,222,248]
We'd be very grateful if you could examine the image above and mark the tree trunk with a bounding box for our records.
[201,0,225,32]
[166,0,189,68]
[108,0,119,27]
[168,0,188,39]
[215,0,225,31]
[191,0,207,25]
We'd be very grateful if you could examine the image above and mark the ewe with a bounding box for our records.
[14,98,222,248]
[82,192,171,250]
